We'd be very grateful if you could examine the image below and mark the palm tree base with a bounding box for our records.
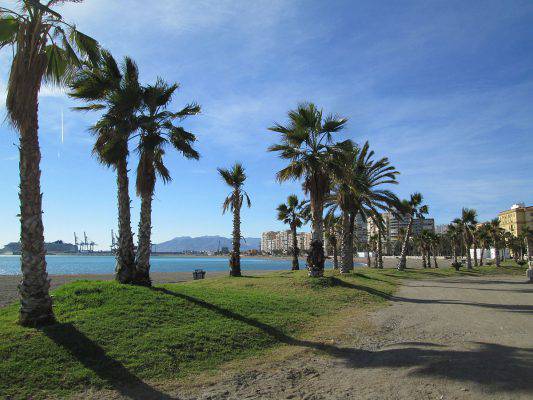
[115,261,136,284]
[229,253,241,277]
[132,271,152,287]
[308,269,324,277]
[19,308,55,327]
[306,240,325,278]
[339,268,352,274]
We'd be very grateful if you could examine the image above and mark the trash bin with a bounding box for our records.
[193,269,206,280]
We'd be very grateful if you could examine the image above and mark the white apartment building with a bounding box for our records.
[367,212,435,242]
[261,230,312,254]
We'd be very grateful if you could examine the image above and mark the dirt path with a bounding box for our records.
[179,275,533,400]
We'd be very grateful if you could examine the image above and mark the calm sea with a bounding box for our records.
[0,255,355,275]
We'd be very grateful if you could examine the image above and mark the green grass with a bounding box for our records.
[0,262,527,399]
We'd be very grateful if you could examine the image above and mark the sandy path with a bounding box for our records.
[180,275,533,400]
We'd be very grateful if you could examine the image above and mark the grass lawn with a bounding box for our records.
[0,261,527,399]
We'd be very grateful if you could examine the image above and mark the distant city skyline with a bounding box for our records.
[1,0,532,250]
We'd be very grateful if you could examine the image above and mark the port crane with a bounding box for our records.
[73,231,96,252]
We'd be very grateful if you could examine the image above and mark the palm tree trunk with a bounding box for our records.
[465,237,473,269]
[433,247,438,268]
[332,238,339,269]
[229,191,242,276]
[348,212,355,270]
[473,241,478,267]
[115,158,136,283]
[135,190,153,286]
[397,216,413,270]
[526,237,532,268]
[366,247,372,268]
[377,230,383,269]
[17,95,55,327]
[452,241,458,263]
[340,211,351,273]
[10,44,55,326]
[307,195,325,277]
[479,247,484,266]
[291,225,299,271]
[422,249,427,268]
[494,241,501,267]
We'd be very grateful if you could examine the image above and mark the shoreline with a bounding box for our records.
[0,253,298,260]
[0,257,456,308]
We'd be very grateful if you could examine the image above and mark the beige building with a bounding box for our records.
[261,230,312,254]
[498,203,533,237]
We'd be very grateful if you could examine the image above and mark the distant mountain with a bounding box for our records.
[154,236,260,252]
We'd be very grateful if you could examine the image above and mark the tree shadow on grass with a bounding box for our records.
[153,287,533,394]
[41,323,177,400]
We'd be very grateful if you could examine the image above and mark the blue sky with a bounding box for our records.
[1,0,532,249]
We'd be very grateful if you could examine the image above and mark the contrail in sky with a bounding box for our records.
[58,108,64,159]
[61,108,64,144]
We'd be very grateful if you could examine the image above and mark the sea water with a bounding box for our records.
[0,255,361,275]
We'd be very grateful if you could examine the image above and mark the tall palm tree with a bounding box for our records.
[413,233,427,268]
[521,227,533,279]
[430,232,440,268]
[1,1,99,326]
[324,213,341,270]
[476,224,491,266]
[521,227,533,268]
[486,218,504,267]
[453,208,478,270]
[69,51,142,284]
[327,141,399,273]
[219,163,251,277]
[277,194,305,270]
[446,223,461,264]
[396,193,428,270]
[268,103,348,277]
[133,79,200,286]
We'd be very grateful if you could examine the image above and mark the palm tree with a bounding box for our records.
[396,193,428,270]
[476,224,491,266]
[453,208,478,270]
[133,79,200,286]
[219,163,251,277]
[413,233,427,268]
[277,195,305,270]
[1,1,99,326]
[521,227,533,278]
[376,224,384,269]
[487,218,504,267]
[69,51,142,284]
[268,103,348,277]
[327,141,399,273]
[324,213,341,269]
[430,232,440,268]
[446,223,461,264]
[521,227,533,268]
